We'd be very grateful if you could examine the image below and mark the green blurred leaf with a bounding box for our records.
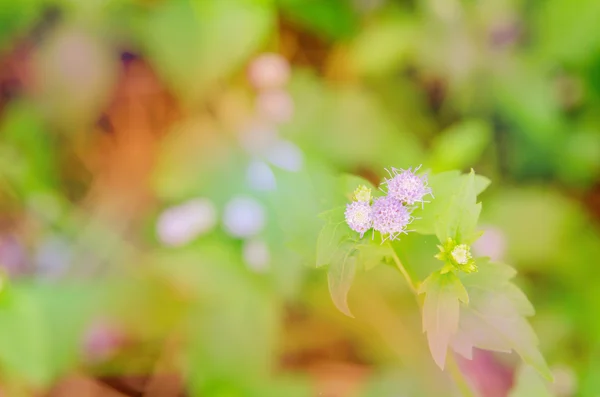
[452,260,553,381]
[338,173,377,201]
[272,165,334,263]
[285,73,424,169]
[316,207,352,268]
[139,0,274,103]
[536,0,600,65]
[278,0,358,40]
[0,282,97,387]
[509,365,554,397]
[0,287,48,386]
[429,119,492,172]
[0,0,43,52]
[0,102,58,195]
[327,240,358,317]
[419,271,468,369]
[348,11,416,76]
[557,130,600,187]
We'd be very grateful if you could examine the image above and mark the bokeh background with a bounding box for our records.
[0,0,599,396]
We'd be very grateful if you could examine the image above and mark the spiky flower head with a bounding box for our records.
[383,166,431,206]
[353,185,372,202]
[371,196,412,240]
[345,201,372,238]
[435,238,477,273]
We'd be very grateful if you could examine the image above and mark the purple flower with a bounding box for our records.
[383,166,431,206]
[372,196,412,240]
[345,201,373,238]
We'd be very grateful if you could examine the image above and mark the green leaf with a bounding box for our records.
[452,260,553,381]
[316,206,352,268]
[348,11,416,76]
[139,0,274,103]
[412,171,489,238]
[419,271,469,369]
[0,288,48,386]
[429,119,492,173]
[356,240,393,271]
[338,173,377,200]
[0,102,59,195]
[327,241,358,317]
[509,366,554,397]
[0,282,97,387]
[435,170,482,244]
[278,0,358,41]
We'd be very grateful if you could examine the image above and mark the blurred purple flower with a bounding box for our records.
[247,160,277,191]
[223,196,266,238]
[265,139,304,172]
[156,198,217,247]
[35,235,72,280]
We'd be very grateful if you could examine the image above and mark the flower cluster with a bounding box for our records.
[344,166,431,241]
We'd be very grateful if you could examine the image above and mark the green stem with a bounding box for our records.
[387,242,476,397]
[387,242,418,294]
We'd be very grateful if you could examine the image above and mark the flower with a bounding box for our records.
[371,196,412,240]
[223,196,266,238]
[157,198,217,247]
[435,238,477,273]
[383,166,431,206]
[353,185,372,202]
[451,244,472,265]
[345,201,373,237]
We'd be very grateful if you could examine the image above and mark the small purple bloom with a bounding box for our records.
[383,166,431,206]
[372,196,411,240]
[345,201,372,237]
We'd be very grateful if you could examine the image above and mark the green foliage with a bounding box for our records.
[428,120,492,173]
[138,0,275,103]
[0,282,97,387]
[278,0,358,40]
[316,207,350,268]
[509,366,554,397]
[348,10,417,76]
[419,270,468,369]
[434,170,483,245]
[411,171,489,237]
[327,240,358,317]
[454,260,553,381]
[2,0,598,393]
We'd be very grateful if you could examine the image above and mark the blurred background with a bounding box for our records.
[0,0,599,396]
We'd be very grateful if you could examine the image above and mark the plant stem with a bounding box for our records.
[387,242,418,294]
[447,353,477,397]
[387,242,476,397]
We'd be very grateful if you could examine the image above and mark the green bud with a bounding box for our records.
[435,238,478,274]
[353,185,372,202]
